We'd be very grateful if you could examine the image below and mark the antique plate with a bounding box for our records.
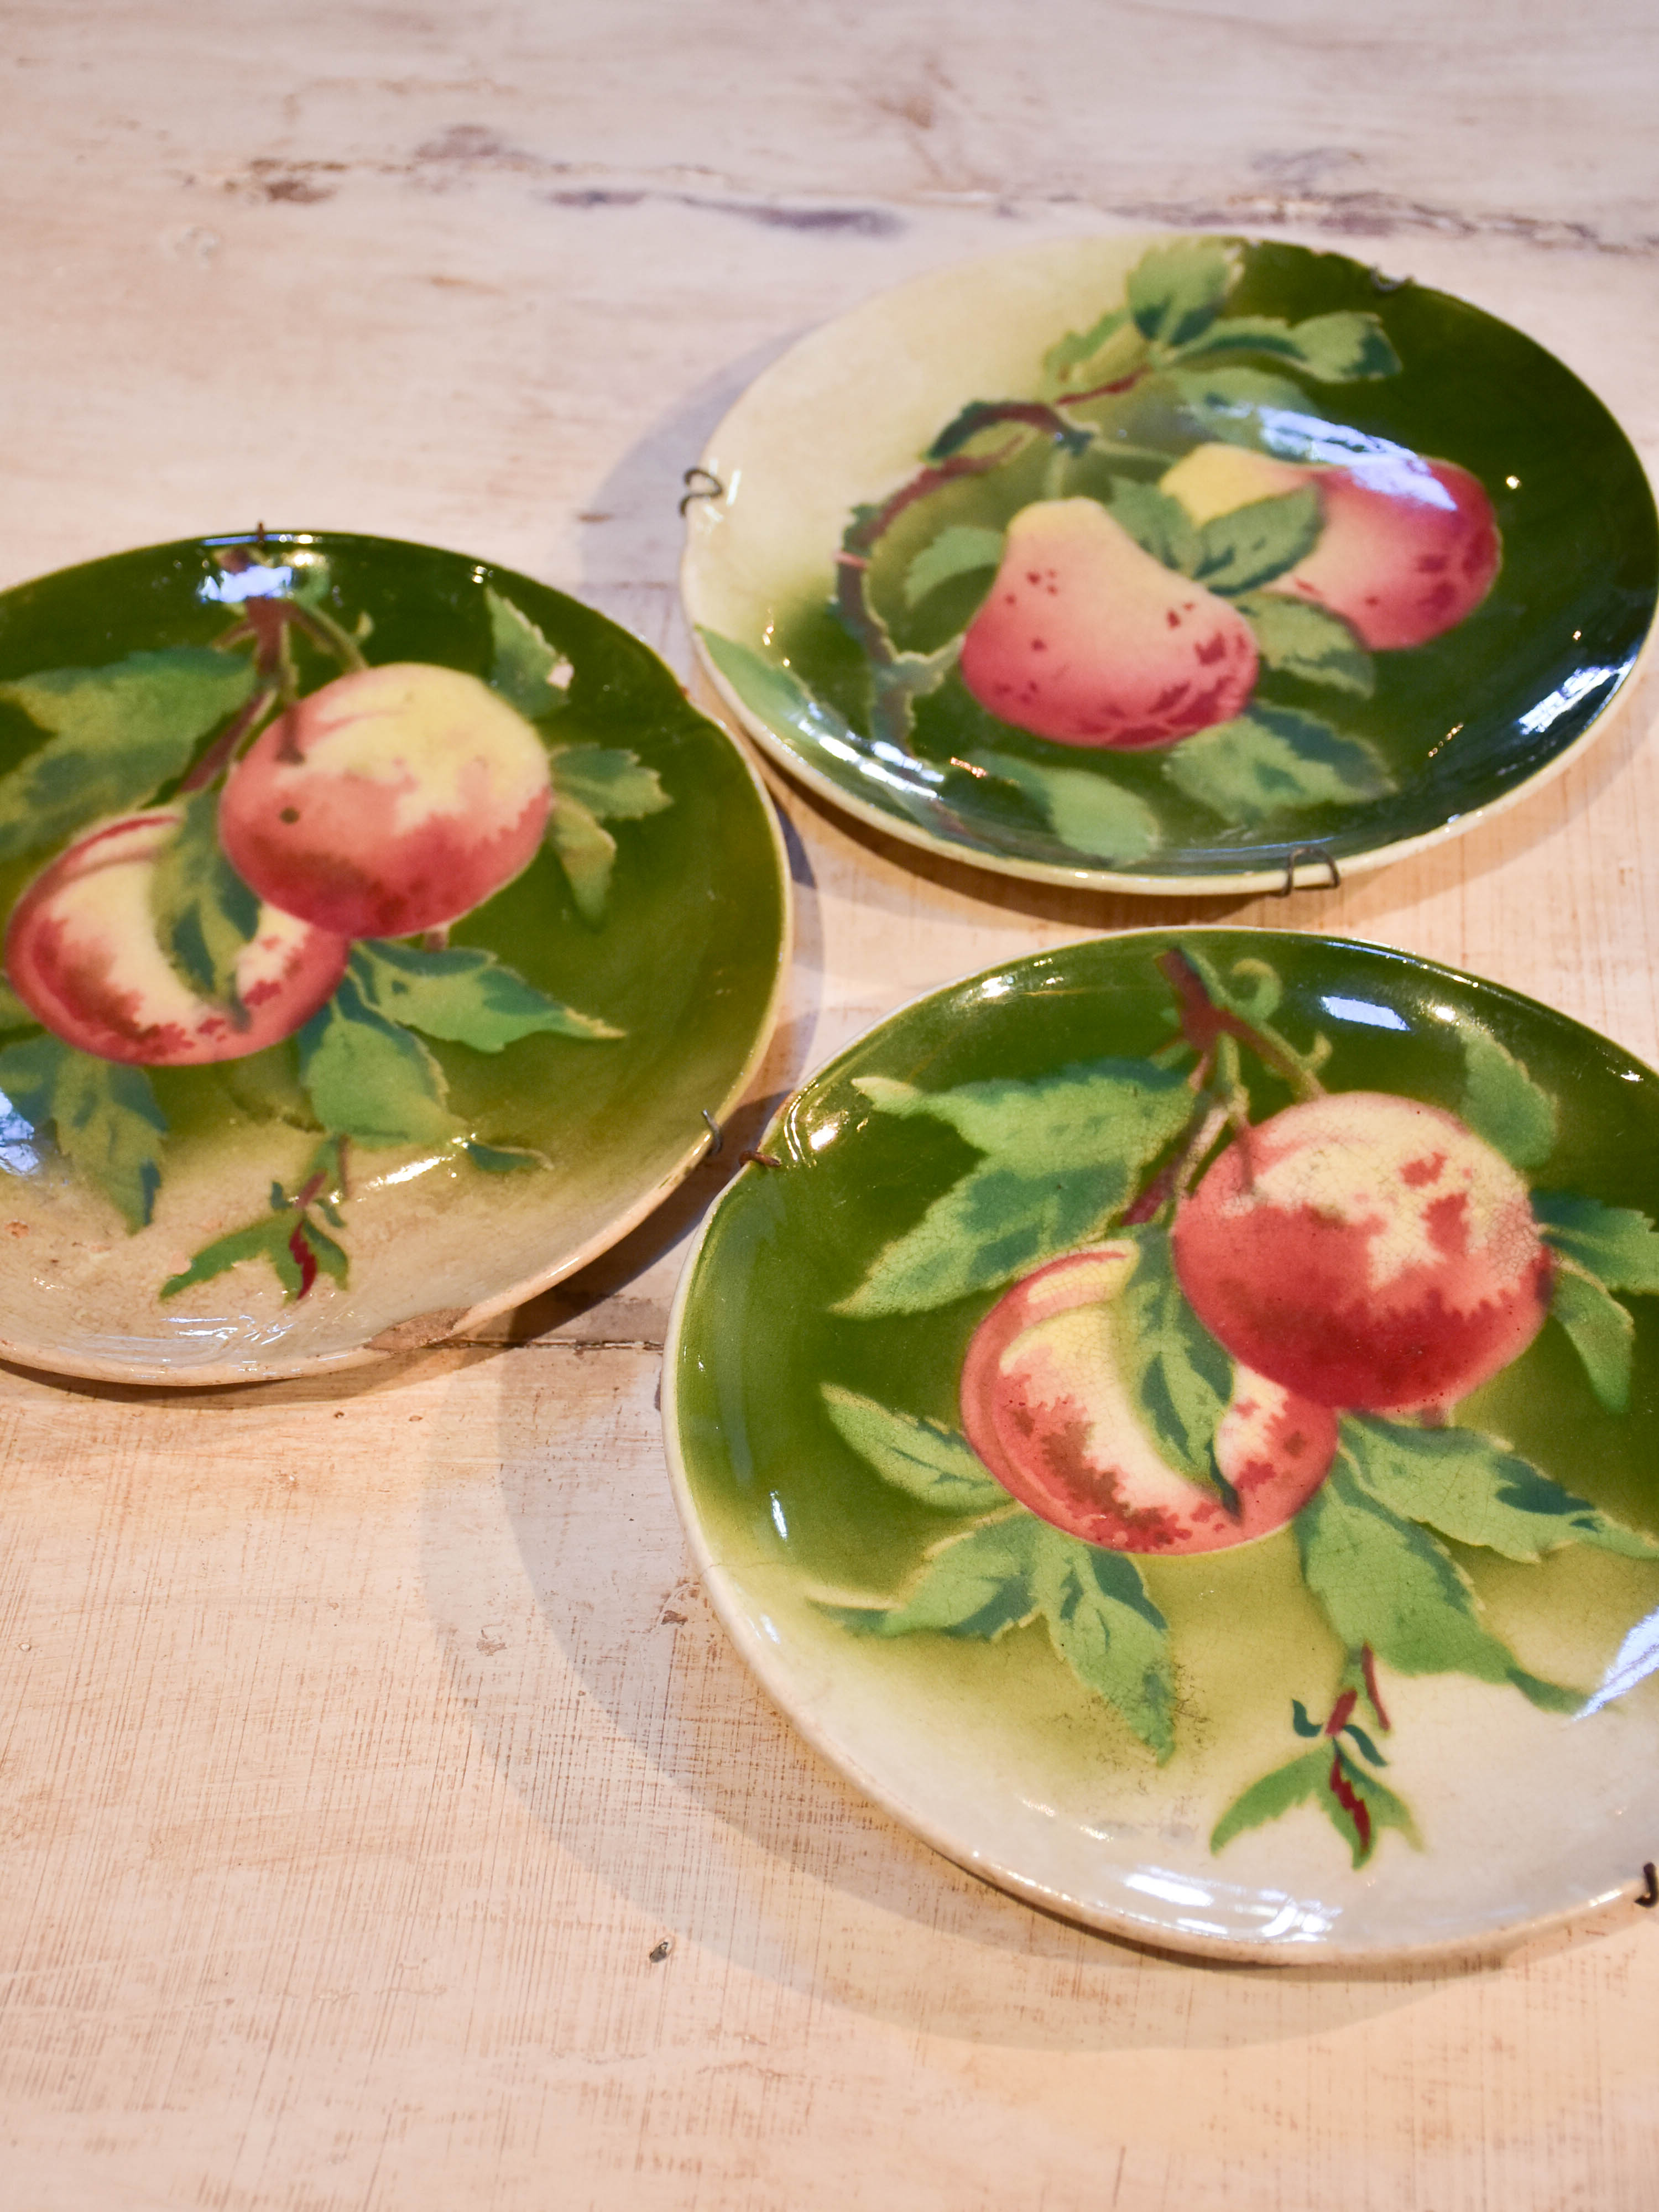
[0,531,789,1385]
[684,235,1658,894]
[665,931,1659,1961]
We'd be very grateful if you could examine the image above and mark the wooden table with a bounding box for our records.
[3,6,1657,2204]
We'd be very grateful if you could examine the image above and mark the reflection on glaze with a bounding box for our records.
[0,1087,39,1178]
[1578,1604,1659,1719]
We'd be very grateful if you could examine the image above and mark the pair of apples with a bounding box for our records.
[5,665,552,1067]
[958,442,1502,746]
[961,1092,1552,1555]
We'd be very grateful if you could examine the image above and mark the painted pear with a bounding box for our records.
[1161,442,1501,652]
[958,498,1258,747]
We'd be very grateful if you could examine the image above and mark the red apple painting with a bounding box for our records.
[6,808,351,1066]
[959,1243,1337,1552]
[220,662,555,940]
[810,939,1659,1874]
[0,547,672,1303]
[1171,1092,1553,1415]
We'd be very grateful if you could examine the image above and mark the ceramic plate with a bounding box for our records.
[0,531,789,1385]
[666,931,1659,1961]
[684,235,1657,894]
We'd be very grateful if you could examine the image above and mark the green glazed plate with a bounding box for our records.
[684,235,1657,894]
[666,931,1659,1960]
[0,532,789,1385]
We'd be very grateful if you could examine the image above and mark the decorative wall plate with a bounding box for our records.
[665,931,1659,1961]
[684,235,1657,894]
[0,532,789,1385]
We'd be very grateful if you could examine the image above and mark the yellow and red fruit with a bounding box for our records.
[220,662,553,939]
[1171,1092,1551,1414]
[1161,442,1501,653]
[5,810,350,1067]
[959,1243,1337,1553]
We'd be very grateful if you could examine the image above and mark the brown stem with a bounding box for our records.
[926,399,1091,462]
[1054,367,1151,407]
[1360,1645,1391,1731]
[179,682,279,794]
[1156,948,1323,1102]
[843,441,1021,559]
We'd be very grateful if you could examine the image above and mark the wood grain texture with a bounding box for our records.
[2,4,1658,2205]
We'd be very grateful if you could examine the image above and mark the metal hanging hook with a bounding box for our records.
[679,466,726,515]
[1275,846,1343,897]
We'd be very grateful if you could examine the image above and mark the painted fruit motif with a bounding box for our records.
[959,1243,1338,1552]
[220,662,554,939]
[5,810,351,1067]
[958,499,1258,747]
[1160,442,1502,652]
[1172,1092,1552,1413]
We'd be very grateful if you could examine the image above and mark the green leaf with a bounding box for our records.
[1297,1459,1581,1711]
[1042,304,1133,385]
[823,1514,1042,1640]
[838,1060,1196,1316]
[463,1140,549,1173]
[1030,1526,1175,1759]
[1231,594,1373,696]
[544,794,618,925]
[352,941,621,1049]
[1107,483,1200,577]
[1210,1740,1418,1868]
[1460,1028,1557,1171]
[486,587,571,719]
[0,1035,166,1232]
[1211,1750,1331,1853]
[161,1217,296,1299]
[972,750,1162,866]
[821,1512,1173,1756]
[1169,365,1326,446]
[549,744,671,822]
[903,525,1005,609]
[1126,239,1235,349]
[0,648,257,861]
[821,1385,1006,1514]
[1290,312,1400,382]
[1194,487,1323,595]
[296,977,459,1147]
[1550,1267,1636,1414]
[1118,1228,1232,1483]
[148,787,261,1008]
[1342,1413,1659,1559]
[1172,311,1401,383]
[161,1145,351,1303]
[1165,706,1394,821]
[1532,1192,1659,1292]
[1323,1745,1421,1867]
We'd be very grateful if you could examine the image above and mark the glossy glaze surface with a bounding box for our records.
[0,533,789,1383]
[685,236,1657,893]
[666,932,1659,1959]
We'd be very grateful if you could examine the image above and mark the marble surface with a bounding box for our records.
[2,4,1657,2205]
